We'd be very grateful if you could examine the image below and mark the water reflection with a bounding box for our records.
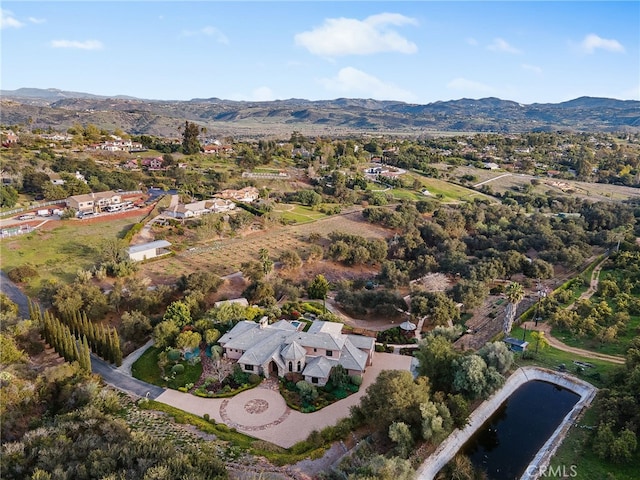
[462,380,579,480]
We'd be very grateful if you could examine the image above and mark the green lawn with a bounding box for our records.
[0,216,146,290]
[272,204,328,224]
[131,346,202,390]
[409,174,496,203]
[508,325,620,388]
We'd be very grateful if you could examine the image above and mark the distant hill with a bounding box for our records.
[1,88,639,138]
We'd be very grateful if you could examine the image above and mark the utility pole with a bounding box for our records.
[534,280,547,327]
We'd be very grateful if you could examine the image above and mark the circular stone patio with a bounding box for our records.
[219,386,290,431]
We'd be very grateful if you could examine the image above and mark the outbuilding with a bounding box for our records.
[128,240,172,262]
[504,337,529,353]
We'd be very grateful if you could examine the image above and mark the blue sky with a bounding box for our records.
[2,1,638,104]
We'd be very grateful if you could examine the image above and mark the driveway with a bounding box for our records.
[155,352,413,448]
[91,354,165,399]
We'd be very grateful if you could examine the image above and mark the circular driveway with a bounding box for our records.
[220,387,289,431]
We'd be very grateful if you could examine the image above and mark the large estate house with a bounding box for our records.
[219,319,375,386]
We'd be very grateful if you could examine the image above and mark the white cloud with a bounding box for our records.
[250,87,275,101]
[295,13,418,57]
[50,39,103,50]
[521,63,543,75]
[181,26,229,44]
[1,8,24,29]
[447,77,495,94]
[28,17,46,24]
[319,67,416,101]
[580,34,624,54]
[230,86,276,102]
[466,37,478,46]
[487,38,521,54]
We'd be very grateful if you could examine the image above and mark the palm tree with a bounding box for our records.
[503,282,525,334]
[530,330,550,354]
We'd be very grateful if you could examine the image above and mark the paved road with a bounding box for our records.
[0,271,165,398]
[0,271,30,319]
[91,354,165,399]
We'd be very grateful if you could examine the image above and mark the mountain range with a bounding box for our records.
[1,87,639,138]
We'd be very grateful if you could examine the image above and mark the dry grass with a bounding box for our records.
[139,209,394,285]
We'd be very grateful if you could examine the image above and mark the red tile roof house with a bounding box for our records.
[218,318,375,386]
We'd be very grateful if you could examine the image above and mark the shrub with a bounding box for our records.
[178,386,188,392]
[167,348,181,362]
[248,373,262,385]
[171,364,185,375]
[350,375,363,386]
[8,264,38,283]
[203,413,210,421]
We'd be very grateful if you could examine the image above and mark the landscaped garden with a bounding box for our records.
[279,365,362,413]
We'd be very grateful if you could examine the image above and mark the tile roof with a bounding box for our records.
[303,356,337,378]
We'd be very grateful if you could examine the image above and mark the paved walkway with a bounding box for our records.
[155,352,412,448]
[118,339,154,375]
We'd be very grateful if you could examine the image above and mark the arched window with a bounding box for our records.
[288,361,293,372]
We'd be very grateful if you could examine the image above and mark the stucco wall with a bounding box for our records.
[415,366,597,480]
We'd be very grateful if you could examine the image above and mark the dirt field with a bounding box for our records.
[138,208,395,286]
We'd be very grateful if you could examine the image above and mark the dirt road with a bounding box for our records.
[523,255,625,365]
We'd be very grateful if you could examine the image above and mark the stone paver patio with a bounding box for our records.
[155,352,413,448]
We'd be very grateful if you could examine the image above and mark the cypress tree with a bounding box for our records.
[97,323,107,359]
[111,329,122,366]
[81,335,92,372]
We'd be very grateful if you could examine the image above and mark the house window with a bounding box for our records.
[326,350,333,357]
[245,364,254,371]
[297,361,301,372]
[311,377,318,384]
[313,348,317,352]
[288,361,293,372]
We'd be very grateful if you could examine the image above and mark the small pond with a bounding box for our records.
[461,380,579,480]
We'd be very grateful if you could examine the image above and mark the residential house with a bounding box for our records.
[215,186,259,203]
[66,190,122,213]
[128,240,172,262]
[164,198,236,219]
[1,130,19,147]
[49,173,66,185]
[214,298,249,309]
[218,319,375,386]
[122,159,140,170]
[141,156,164,171]
[202,144,234,155]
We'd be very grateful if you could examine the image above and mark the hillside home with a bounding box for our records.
[141,156,164,170]
[215,186,259,203]
[218,319,375,386]
[164,198,236,219]
[49,173,66,185]
[1,130,19,147]
[66,191,122,213]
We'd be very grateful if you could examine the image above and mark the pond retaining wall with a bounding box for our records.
[415,366,597,480]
